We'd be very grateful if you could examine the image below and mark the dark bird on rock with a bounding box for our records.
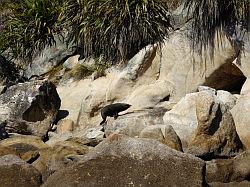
[100,103,131,125]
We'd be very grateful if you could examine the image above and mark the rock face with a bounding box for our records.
[206,151,250,183]
[43,134,206,187]
[0,154,42,187]
[139,125,183,151]
[0,134,49,161]
[104,108,167,137]
[0,81,61,137]
[33,142,89,181]
[231,91,250,149]
[164,91,244,158]
[56,28,241,132]
[24,34,75,78]
[56,119,74,133]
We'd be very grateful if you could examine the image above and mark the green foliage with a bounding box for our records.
[183,0,249,51]
[65,0,172,63]
[69,64,94,80]
[69,60,110,81]
[0,0,66,60]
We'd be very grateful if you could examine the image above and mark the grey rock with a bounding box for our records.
[105,108,167,138]
[43,134,206,187]
[198,86,216,95]
[216,90,237,110]
[0,81,61,137]
[206,151,250,183]
[187,91,244,158]
[0,154,42,187]
[164,91,244,158]
[139,125,183,151]
[24,34,75,78]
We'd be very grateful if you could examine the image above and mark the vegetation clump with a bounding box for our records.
[0,0,249,65]
[0,0,66,60]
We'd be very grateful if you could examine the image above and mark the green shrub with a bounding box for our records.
[183,0,249,50]
[69,64,95,80]
[0,0,66,61]
[65,0,172,63]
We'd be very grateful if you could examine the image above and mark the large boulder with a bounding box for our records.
[43,134,206,187]
[0,134,49,161]
[0,81,61,137]
[46,127,104,147]
[206,151,250,183]
[231,91,250,149]
[104,108,167,137]
[24,34,75,78]
[164,91,244,158]
[0,154,42,187]
[139,125,183,151]
[154,29,240,101]
[32,141,89,181]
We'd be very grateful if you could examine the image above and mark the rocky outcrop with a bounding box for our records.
[206,151,250,183]
[104,108,167,137]
[139,125,183,151]
[46,127,104,147]
[0,154,42,187]
[164,91,244,158]
[43,134,206,187]
[24,34,75,78]
[56,119,74,133]
[33,142,89,181]
[231,91,250,150]
[0,134,49,161]
[0,81,61,137]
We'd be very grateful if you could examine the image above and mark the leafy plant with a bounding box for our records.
[65,0,173,63]
[183,0,249,51]
[0,0,66,61]
[69,64,95,80]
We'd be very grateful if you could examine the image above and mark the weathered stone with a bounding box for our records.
[63,55,80,70]
[210,181,250,187]
[163,92,199,148]
[198,86,216,94]
[33,141,89,181]
[0,81,61,137]
[139,125,182,151]
[24,34,75,78]
[0,145,18,157]
[43,134,206,187]
[217,90,237,110]
[0,154,42,187]
[164,91,243,158]
[47,126,104,147]
[155,30,240,101]
[105,108,167,138]
[56,119,74,133]
[231,92,250,149]
[187,91,243,158]
[0,134,49,161]
[206,159,235,183]
[233,150,250,181]
[206,151,250,183]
